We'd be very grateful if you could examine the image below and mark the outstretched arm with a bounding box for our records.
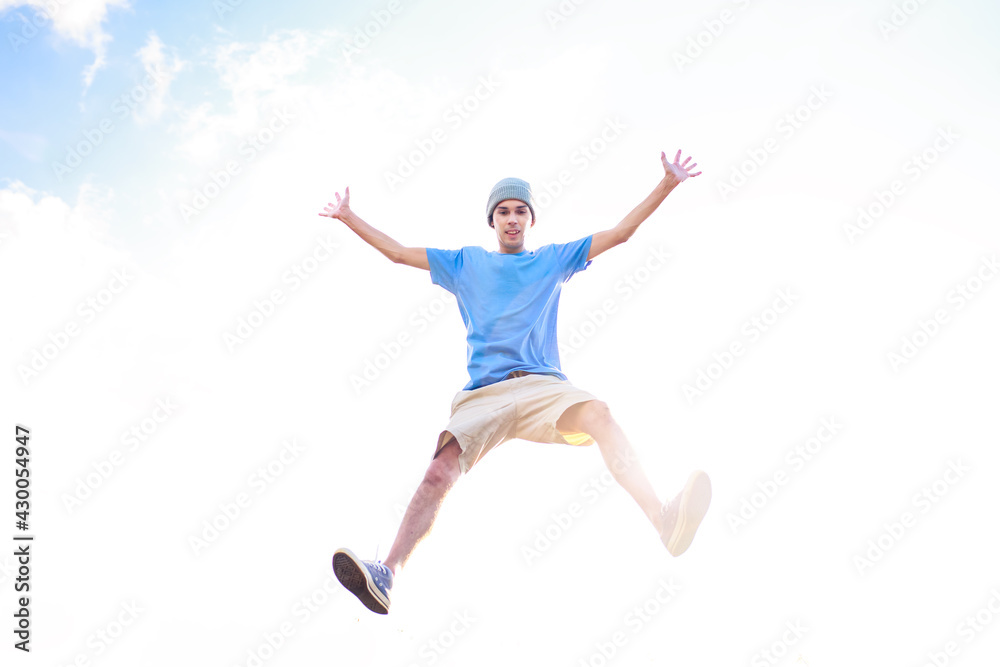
[318,187,429,270]
[587,150,701,261]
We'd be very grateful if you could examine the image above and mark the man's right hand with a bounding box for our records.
[315,186,430,271]
[319,186,352,221]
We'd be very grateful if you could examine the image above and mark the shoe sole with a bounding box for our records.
[332,548,390,615]
[667,470,712,557]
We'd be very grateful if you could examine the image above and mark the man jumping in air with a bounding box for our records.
[321,150,709,615]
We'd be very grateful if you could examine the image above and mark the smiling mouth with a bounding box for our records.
[505,230,519,237]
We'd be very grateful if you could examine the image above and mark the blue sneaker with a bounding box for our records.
[333,548,393,615]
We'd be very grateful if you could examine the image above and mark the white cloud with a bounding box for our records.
[0,178,116,247]
[169,29,335,165]
[134,32,185,124]
[212,29,327,103]
[0,0,130,89]
[0,179,126,373]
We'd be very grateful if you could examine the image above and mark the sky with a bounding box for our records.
[2,0,1000,665]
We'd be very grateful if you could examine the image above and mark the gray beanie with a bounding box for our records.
[486,177,536,226]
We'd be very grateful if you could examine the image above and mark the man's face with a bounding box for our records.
[491,199,534,254]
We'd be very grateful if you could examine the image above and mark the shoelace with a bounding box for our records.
[661,498,675,517]
[368,560,391,581]
[367,546,391,582]
[658,499,677,536]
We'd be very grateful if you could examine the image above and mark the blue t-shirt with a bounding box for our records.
[427,235,594,390]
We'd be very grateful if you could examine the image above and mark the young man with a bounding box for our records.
[321,150,708,616]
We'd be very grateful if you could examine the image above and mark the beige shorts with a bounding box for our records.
[433,373,600,474]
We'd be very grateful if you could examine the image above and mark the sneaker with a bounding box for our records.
[332,548,393,615]
[659,470,712,556]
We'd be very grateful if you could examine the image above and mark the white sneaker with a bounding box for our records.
[659,470,712,556]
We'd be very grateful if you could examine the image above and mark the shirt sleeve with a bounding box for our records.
[426,247,464,293]
[553,235,593,281]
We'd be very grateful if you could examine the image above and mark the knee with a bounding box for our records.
[424,443,461,489]
[577,400,614,433]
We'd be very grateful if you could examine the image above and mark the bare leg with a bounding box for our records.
[383,438,462,575]
[557,401,664,526]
